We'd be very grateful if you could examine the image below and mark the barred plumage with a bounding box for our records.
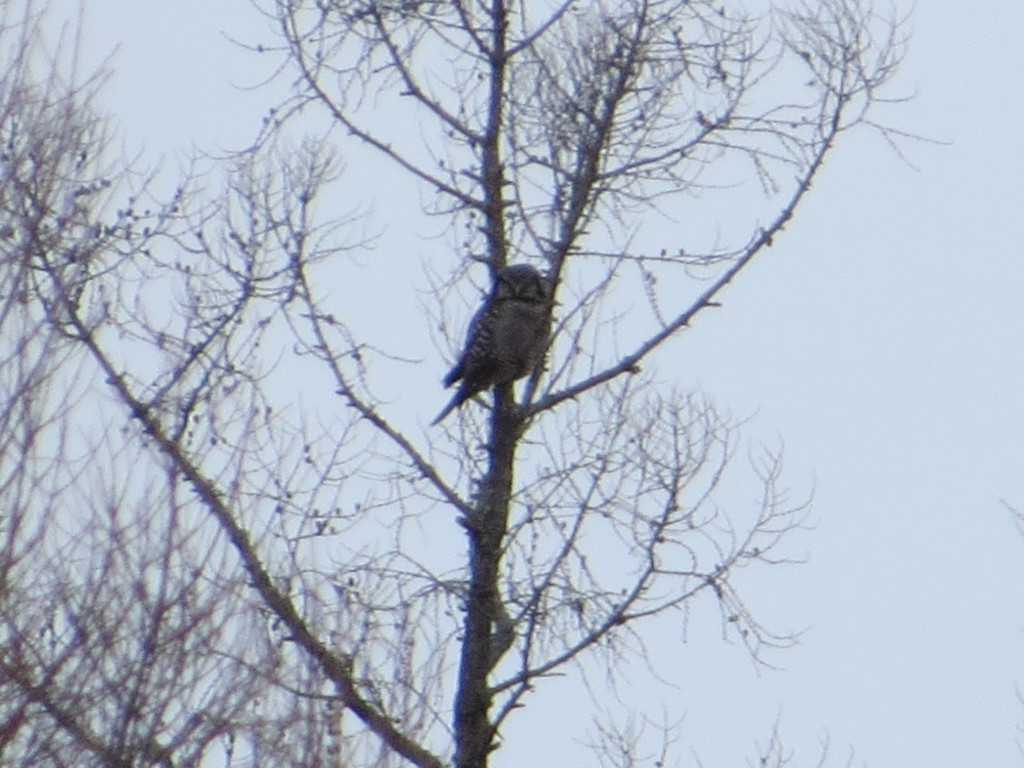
[432,264,550,425]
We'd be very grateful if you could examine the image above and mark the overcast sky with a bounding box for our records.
[62,1,1024,766]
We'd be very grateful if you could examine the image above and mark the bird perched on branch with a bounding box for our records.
[432,264,550,425]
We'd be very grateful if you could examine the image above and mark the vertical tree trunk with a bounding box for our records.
[453,386,518,768]
[455,3,512,762]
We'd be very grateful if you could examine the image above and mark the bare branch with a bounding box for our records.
[1,0,910,766]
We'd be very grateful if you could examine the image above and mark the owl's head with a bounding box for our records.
[494,264,549,304]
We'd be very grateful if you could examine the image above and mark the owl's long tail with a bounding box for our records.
[430,384,474,426]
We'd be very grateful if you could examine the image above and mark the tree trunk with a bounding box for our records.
[454,385,518,768]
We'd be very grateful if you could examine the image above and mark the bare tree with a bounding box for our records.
[0,0,907,766]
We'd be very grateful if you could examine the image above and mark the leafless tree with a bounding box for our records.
[0,0,907,766]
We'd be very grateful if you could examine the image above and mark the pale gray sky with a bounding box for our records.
[65,1,1024,766]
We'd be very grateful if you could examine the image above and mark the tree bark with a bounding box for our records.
[454,385,518,768]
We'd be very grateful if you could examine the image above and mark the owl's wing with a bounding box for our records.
[442,299,490,388]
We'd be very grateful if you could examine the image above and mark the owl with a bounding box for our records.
[431,264,551,425]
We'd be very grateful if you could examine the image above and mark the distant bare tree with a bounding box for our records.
[0,0,906,766]
[1007,500,1024,761]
